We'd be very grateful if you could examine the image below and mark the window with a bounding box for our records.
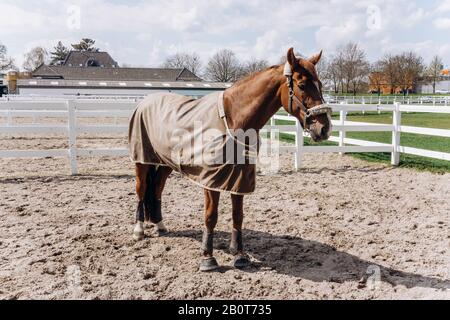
[86,59,100,67]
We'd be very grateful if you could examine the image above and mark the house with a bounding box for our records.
[58,51,119,68]
[416,72,450,94]
[368,72,415,94]
[0,72,8,97]
[15,51,230,96]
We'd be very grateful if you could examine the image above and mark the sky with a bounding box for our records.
[1,0,450,70]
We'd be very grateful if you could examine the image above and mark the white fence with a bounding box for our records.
[326,95,450,106]
[0,98,449,174]
[273,102,450,169]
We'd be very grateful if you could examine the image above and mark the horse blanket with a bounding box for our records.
[128,91,256,195]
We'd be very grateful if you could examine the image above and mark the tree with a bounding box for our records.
[205,49,241,82]
[379,54,401,94]
[0,43,15,71]
[22,47,48,71]
[315,54,328,81]
[326,51,347,93]
[397,51,424,95]
[337,42,370,95]
[426,55,444,94]
[162,52,202,75]
[369,61,385,96]
[50,41,70,65]
[238,58,269,78]
[325,58,341,94]
[71,38,98,52]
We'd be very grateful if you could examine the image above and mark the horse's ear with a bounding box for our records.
[308,50,323,65]
[287,47,297,68]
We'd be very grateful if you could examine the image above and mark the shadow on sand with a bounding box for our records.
[170,229,449,290]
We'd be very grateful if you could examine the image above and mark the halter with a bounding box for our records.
[283,62,332,131]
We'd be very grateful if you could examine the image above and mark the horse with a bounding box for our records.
[128,47,332,271]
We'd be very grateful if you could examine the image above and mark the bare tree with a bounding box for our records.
[397,51,424,95]
[71,38,98,52]
[238,58,269,78]
[0,43,15,71]
[205,49,241,82]
[315,54,328,81]
[337,42,369,95]
[425,55,444,94]
[23,47,48,71]
[162,52,202,75]
[379,54,401,94]
[325,58,341,94]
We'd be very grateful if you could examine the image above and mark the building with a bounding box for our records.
[14,51,230,97]
[5,70,32,94]
[0,72,7,97]
[368,72,414,94]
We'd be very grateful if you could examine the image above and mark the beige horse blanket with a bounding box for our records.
[128,91,256,194]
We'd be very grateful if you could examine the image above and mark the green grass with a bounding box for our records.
[329,93,450,97]
[336,112,450,129]
[271,113,450,173]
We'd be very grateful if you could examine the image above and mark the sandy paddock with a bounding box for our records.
[0,132,449,300]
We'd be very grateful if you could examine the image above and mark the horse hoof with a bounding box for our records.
[233,255,251,269]
[132,231,144,241]
[156,221,168,236]
[199,257,219,272]
[133,222,145,241]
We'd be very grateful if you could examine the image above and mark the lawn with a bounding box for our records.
[271,112,450,173]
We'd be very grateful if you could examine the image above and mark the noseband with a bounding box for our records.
[283,62,332,131]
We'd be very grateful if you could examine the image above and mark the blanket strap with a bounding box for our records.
[218,93,259,153]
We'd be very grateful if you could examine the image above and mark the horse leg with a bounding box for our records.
[143,165,157,223]
[199,189,220,272]
[150,166,173,235]
[230,194,251,268]
[133,163,150,241]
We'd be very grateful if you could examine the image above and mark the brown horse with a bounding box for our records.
[130,47,331,271]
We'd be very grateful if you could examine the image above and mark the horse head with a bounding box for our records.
[281,47,332,142]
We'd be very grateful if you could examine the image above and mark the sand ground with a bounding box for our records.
[0,133,449,299]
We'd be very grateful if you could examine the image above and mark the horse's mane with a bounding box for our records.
[231,64,281,88]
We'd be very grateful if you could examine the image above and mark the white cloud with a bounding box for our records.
[436,0,450,12]
[1,0,450,69]
[433,17,450,29]
[315,17,362,51]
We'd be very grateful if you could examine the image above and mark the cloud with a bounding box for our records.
[433,18,450,29]
[436,0,450,12]
[1,0,450,69]
[315,17,362,51]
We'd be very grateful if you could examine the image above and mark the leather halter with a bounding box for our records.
[283,62,332,131]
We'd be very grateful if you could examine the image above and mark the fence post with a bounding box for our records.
[294,120,303,170]
[339,101,346,155]
[391,102,401,166]
[7,109,12,126]
[270,117,275,141]
[67,100,78,175]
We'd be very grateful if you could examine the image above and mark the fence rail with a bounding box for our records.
[0,97,449,174]
[325,95,450,106]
